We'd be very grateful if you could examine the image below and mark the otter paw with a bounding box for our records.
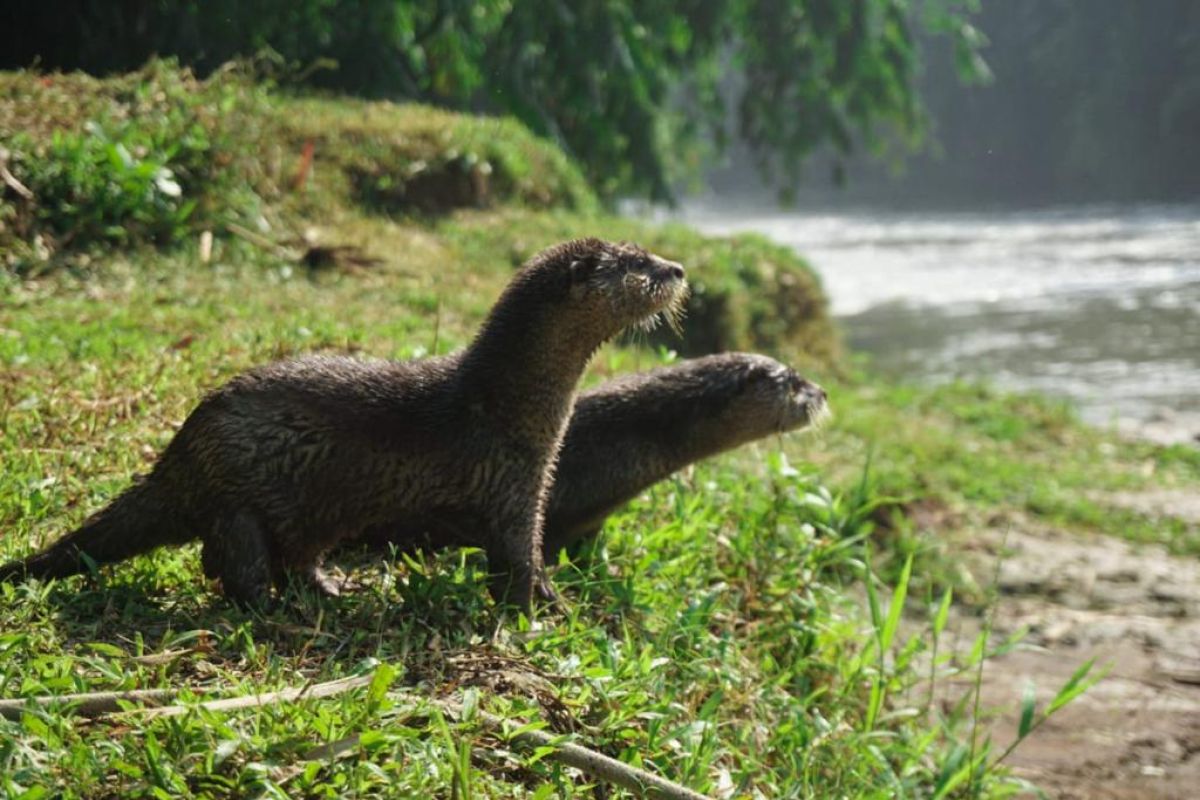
[306,566,343,598]
[535,573,562,609]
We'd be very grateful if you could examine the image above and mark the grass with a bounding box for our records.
[3,61,1198,798]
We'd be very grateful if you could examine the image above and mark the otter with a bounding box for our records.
[0,239,688,611]
[360,353,828,559]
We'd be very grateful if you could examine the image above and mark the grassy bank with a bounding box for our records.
[0,248,1017,798]
[2,63,1197,797]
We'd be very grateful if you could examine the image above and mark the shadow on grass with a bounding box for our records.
[15,546,529,670]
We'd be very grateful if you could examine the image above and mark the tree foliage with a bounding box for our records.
[4,1,985,201]
[855,0,1200,203]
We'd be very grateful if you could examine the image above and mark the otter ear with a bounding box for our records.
[569,256,597,283]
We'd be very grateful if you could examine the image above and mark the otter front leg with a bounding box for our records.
[202,511,274,608]
[484,508,558,612]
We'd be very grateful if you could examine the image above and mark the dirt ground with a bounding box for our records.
[943,497,1200,799]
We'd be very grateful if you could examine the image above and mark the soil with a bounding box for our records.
[942,508,1200,799]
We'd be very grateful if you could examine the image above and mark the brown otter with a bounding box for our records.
[360,352,828,559]
[0,239,688,611]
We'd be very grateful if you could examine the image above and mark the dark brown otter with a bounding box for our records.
[361,352,828,559]
[0,239,688,611]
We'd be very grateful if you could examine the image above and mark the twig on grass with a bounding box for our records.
[137,674,373,718]
[0,688,177,719]
[224,221,295,260]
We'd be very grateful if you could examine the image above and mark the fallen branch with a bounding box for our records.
[0,675,370,721]
[0,688,177,720]
[137,674,373,718]
[480,705,711,800]
[224,221,294,260]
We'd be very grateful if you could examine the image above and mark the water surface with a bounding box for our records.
[683,204,1200,431]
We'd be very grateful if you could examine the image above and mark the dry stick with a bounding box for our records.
[138,674,373,718]
[224,221,295,260]
[0,688,177,720]
[0,675,370,721]
[3,676,713,800]
[478,706,711,800]
[0,150,35,201]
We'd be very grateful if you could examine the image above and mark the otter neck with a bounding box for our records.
[572,394,760,502]
[460,307,613,447]
[651,413,756,474]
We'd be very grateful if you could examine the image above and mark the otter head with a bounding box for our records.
[558,239,689,337]
[710,353,829,439]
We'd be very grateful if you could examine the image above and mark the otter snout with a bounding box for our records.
[793,376,830,429]
[777,369,828,426]
[650,255,686,283]
[797,379,826,407]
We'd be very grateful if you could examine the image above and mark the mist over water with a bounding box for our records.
[683,204,1200,430]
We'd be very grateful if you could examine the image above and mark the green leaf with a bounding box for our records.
[932,587,953,637]
[367,662,397,709]
[1017,682,1037,738]
[85,642,127,658]
[864,545,882,635]
[1047,658,1103,715]
[880,553,914,653]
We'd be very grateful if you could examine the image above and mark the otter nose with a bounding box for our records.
[792,374,826,403]
[652,256,685,281]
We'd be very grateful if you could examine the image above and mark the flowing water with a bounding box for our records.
[683,204,1200,437]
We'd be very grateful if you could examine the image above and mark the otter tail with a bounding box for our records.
[0,475,194,584]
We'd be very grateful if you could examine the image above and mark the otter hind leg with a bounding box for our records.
[204,511,274,608]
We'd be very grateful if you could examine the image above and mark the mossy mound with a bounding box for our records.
[273,97,597,217]
[0,61,596,271]
[0,62,270,268]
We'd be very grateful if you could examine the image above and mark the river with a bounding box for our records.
[682,204,1200,442]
